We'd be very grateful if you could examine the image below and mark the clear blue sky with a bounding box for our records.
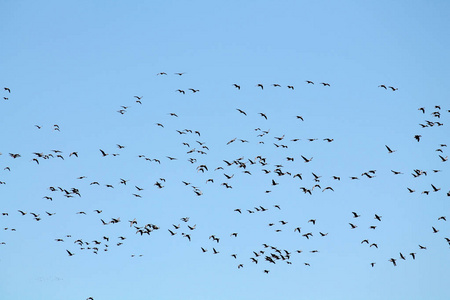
[1,1,449,299]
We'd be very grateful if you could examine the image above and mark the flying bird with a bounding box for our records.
[99,149,108,157]
[385,145,396,153]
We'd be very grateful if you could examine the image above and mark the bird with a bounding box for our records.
[301,156,313,163]
[385,145,396,153]
[66,250,75,256]
[438,155,448,162]
[236,108,247,116]
[389,258,397,266]
[233,84,240,89]
[352,212,360,218]
[99,149,108,157]
[431,184,441,192]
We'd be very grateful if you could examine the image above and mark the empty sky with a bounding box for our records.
[1,1,449,300]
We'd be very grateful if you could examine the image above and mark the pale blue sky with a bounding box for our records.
[1,1,449,299]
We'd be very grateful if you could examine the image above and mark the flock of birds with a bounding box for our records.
[1,75,449,300]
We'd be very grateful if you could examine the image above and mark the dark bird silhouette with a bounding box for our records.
[352,212,360,218]
[431,184,441,192]
[301,156,313,163]
[259,113,268,119]
[385,145,396,153]
[236,108,247,116]
[438,155,448,162]
[99,149,108,157]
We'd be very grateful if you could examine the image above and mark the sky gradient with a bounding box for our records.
[1,1,449,299]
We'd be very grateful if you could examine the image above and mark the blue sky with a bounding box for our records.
[1,1,449,299]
